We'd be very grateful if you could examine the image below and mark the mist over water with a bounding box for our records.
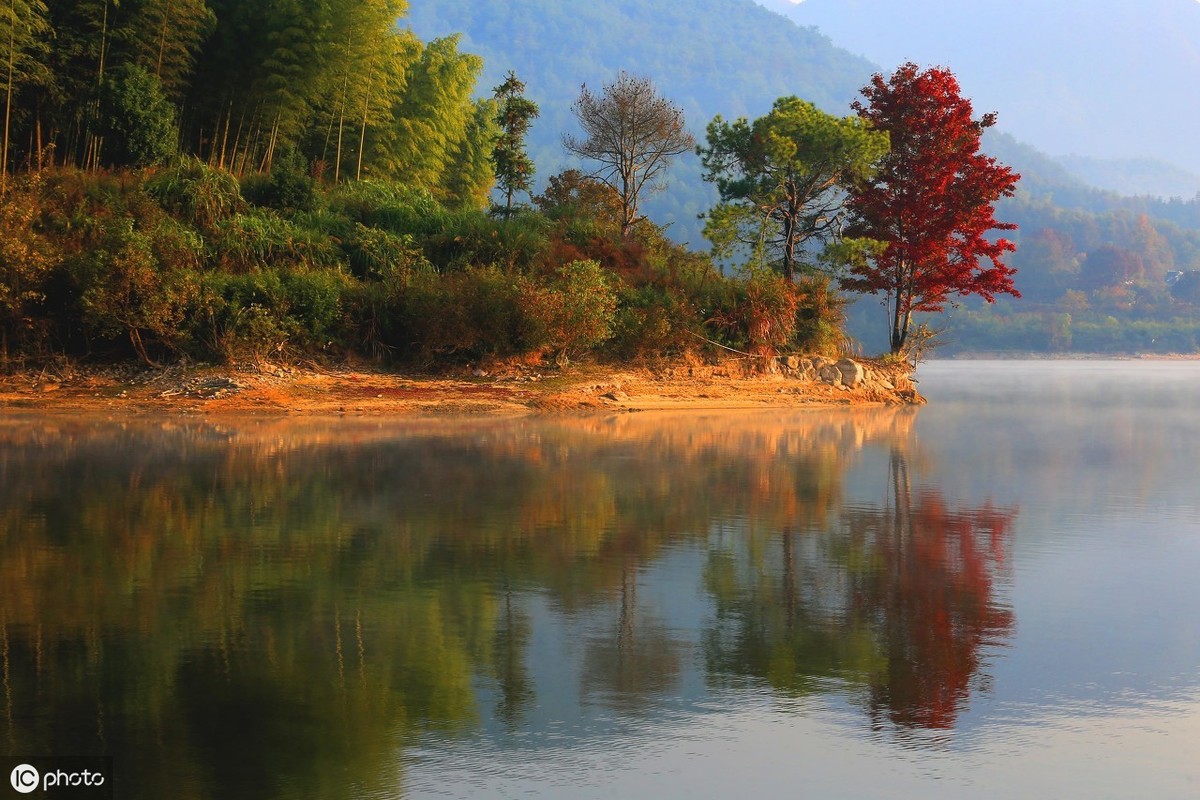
[2,360,1199,798]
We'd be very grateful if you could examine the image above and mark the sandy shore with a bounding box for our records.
[0,359,921,417]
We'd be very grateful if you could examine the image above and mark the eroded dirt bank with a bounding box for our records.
[0,356,922,417]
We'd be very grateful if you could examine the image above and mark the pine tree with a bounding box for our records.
[491,71,538,214]
[563,72,695,239]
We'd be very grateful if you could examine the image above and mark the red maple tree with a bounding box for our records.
[840,63,1021,355]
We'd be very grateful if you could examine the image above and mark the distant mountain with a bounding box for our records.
[756,0,1200,178]
[1055,156,1200,201]
[405,0,874,124]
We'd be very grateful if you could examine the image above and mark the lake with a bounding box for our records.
[2,360,1198,799]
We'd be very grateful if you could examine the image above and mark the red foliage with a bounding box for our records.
[841,63,1021,354]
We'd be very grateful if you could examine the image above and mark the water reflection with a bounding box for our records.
[703,447,1015,738]
[0,409,1015,798]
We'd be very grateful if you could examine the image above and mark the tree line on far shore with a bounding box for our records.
[0,0,1020,366]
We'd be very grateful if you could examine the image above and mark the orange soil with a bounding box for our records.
[0,360,920,418]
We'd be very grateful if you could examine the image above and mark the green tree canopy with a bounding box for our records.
[699,96,888,280]
[99,62,178,167]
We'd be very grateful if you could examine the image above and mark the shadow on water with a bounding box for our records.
[0,409,1016,798]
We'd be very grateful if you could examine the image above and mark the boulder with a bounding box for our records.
[836,358,865,388]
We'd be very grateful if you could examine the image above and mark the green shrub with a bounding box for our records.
[99,64,178,168]
[526,259,618,361]
[240,155,317,213]
[343,224,430,282]
[210,210,341,272]
[192,268,355,361]
[700,272,844,357]
[611,284,699,360]
[147,216,205,272]
[421,211,551,272]
[327,181,443,226]
[146,157,243,232]
[0,182,61,362]
[792,276,847,354]
[290,208,355,242]
[396,260,617,363]
[400,266,531,359]
[75,218,199,362]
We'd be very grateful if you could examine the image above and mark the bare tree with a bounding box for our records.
[563,71,695,239]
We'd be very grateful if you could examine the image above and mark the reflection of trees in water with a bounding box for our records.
[0,410,918,796]
[704,445,1015,737]
[492,589,535,728]
[857,448,1014,732]
[580,566,683,712]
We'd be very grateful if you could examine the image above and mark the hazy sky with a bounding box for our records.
[757,0,1200,174]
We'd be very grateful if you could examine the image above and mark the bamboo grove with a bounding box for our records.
[2,0,493,205]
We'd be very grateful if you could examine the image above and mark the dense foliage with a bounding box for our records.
[0,0,857,368]
[404,0,878,244]
[0,163,847,366]
[3,0,495,206]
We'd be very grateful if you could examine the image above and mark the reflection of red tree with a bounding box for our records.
[855,451,1016,731]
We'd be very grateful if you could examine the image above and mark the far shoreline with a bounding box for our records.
[930,351,1200,360]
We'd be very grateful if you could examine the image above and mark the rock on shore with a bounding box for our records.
[651,354,924,406]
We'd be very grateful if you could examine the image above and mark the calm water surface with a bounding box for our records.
[2,360,1198,798]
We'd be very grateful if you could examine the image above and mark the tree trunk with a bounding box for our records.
[98,0,109,86]
[155,6,169,80]
[356,63,375,182]
[334,95,346,183]
[890,302,911,355]
[780,209,797,281]
[216,102,232,170]
[333,31,352,183]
